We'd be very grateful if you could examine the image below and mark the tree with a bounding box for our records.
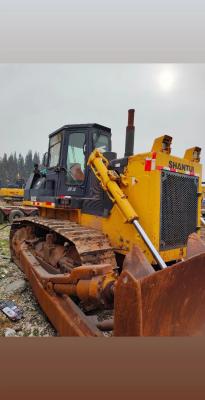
[0,150,41,186]
[1,153,9,183]
[33,151,40,166]
[17,153,25,180]
[24,150,33,180]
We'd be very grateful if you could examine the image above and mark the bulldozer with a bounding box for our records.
[9,109,205,336]
[0,187,24,201]
[0,179,25,202]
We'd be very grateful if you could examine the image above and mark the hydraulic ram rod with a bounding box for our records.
[88,149,167,270]
[133,219,166,269]
[201,217,205,226]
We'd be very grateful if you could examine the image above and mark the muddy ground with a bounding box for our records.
[0,224,56,336]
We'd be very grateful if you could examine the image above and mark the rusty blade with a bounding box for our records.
[15,246,102,337]
[115,249,205,336]
[123,245,155,279]
[186,232,205,259]
[114,245,154,337]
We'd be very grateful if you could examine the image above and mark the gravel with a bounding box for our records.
[5,279,27,295]
[4,328,17,337]
[0,224,56,337]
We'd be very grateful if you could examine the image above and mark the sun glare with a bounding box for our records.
[158,69,176,92]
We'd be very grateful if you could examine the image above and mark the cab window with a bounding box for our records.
[66,132,86,185]
[49,133,62,167]
[93,132,110,153]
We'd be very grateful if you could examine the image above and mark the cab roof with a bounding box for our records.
[49,123,111,138]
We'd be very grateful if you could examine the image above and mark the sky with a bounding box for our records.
[0,63,205,176]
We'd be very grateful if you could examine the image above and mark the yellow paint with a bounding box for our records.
[202,184,205,200]
[184,147,201,163]
[88,149,137,223]
[151,135,172,154]
[83,143,202,264]
[23,200,55,209]
[0,188,24,198]
[25,136,202,266]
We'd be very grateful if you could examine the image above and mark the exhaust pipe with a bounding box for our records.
[124,109,135,157]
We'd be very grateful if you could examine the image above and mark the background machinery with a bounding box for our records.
[0,179,37,224]
[10,110,205,336]
[0,180,25,201]
[202,181,205,217]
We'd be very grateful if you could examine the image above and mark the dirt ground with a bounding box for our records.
[0,224,56,337]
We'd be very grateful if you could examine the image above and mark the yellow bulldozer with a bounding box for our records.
[10,110,205,336]
[0,187,24,201]
[0,181,24,202]
[202,181,205,217]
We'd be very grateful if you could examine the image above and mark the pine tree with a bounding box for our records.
[0,150,41,186]
[24,150,33,180]
[7,154,15,182]
[33,151,40,166]
[2,153,8,184]
[17,153,25,179]
[13,152,18,181]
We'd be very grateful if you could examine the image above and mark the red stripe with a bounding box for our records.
[145,159,152,171]
[46,202,53,206]
[156,165,163,170]
[152,152,157,160]
[170,168,176,172]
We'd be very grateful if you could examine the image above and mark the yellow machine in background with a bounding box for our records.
[202,181,205,217]
[0,187,24,200]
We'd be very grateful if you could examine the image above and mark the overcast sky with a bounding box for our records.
[0,63,205,175]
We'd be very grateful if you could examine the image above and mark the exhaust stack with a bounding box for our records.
[124,109,135,157]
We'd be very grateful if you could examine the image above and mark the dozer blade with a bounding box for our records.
[114,238,205,336]
[14,245,102,337]
[186,232,205,259]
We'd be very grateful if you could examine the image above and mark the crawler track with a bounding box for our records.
[10,217,116,268]
[10,217,116,336]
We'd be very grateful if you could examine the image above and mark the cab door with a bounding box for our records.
[57,127,111,202]
[57,128,89,198]
[25,131,63,202]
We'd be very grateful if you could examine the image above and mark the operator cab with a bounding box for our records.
[24,124,112,208]
[49,124,111,188]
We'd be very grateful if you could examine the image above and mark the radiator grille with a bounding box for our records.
[160,171,198,250]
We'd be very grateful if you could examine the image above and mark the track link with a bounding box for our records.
[11,217,116,268]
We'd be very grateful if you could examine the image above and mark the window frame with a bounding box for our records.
[65,130,87,187]
[48,133,62,169]
[92,131,111,154]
